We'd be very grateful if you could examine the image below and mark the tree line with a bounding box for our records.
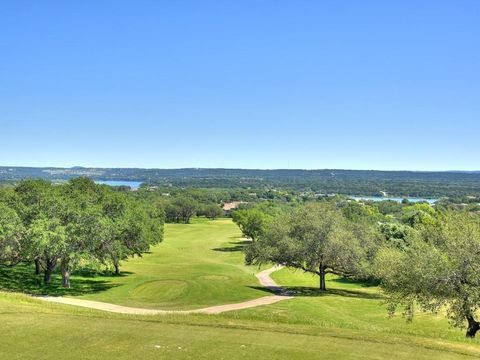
[4,167,480,198]
[0,178,163,288]
[164,197,222,223]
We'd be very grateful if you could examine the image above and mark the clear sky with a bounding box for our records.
[1,1,479,170]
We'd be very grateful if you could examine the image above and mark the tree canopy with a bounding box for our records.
[375,211,480,337]
[165,196,199,223]
[246,203,379,290]
[0,178,164,288]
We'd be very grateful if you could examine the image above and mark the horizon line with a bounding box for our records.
[1,165,479,173]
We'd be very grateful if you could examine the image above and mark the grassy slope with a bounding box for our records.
[2,218,480,359]
[0,218,265,310]
[75,218,265,310]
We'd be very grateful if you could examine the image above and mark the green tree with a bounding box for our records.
[200,204,223,220]
[165,197,198,223]
[27,216,67,284]
[97,197,164,275]
[7,177,164,288]
[339,201,382,222]
[246,203,377,290]
[13,179,62,279]
[0,203,25,266]
[232,208,268,241]
[375,211,480,337]
[378,222,415,250]
[401,203,438,227]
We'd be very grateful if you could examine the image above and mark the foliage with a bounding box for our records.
[3,166,480,198]
[165,196,199,223]
[375,211,480,337]
[338,200,382,222]
[0,203,25,265]
[0,178,164,288]
[232,208,269,241]
[401,203,438,227]
[246,203,379,290]
[377,222,415,250]
[198,203,223,219]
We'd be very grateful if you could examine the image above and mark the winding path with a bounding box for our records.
[39,266,293,315]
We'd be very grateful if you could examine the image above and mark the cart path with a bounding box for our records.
[39,265,293,315]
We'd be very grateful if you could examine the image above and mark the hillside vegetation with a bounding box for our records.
[2,166,480,197]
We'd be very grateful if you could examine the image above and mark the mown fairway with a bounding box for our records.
[1,219,480,359]
[74,218,266,310]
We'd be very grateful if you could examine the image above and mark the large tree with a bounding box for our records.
[246,203,378,290]
[58,178,163,286]
[0,203,25,266]
[199,204,223,220]
[165,196,199,224]
[96,194,164,275]
[27,216,68,284]
[232,208,269,241]
[232,202,286,241]
[375,211,480,338]
[13,179,64,281]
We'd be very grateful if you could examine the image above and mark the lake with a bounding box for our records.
[350,196,437,204]
[95,180,142,189]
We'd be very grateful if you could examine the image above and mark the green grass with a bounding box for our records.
[76,218,269,309]
[0,218,266,310]
[1,218,480,359]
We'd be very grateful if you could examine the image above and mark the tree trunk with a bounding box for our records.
[466,315,480,338]
[44,268,52,284]
[34,257,41,275]
[43,257,56,284]
[114,263,120,275]
[319,264,326,291]
[60,258,71,288]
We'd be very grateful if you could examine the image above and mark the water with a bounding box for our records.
[350,196,437,204]
[95,180,142,189]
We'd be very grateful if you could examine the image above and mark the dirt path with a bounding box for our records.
[39,266,293,315]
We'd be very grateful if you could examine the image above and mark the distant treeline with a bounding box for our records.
[1,167,480,197]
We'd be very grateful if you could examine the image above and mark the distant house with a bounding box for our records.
[222,201,247,216]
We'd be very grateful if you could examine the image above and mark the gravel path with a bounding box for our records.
[39,266,293,315]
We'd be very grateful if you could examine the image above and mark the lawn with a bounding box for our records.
[73,218,267,310]
[1,218,480,359]
[0,218,265,310]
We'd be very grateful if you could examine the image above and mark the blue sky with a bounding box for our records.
[1,1,479,170]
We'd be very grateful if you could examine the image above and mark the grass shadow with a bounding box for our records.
[0,264,120,296]
[212,240,251,252]
[330,277,380,288]
[247,286,282,295]
[247,285,383,300]
[72,267,134,278]
[212,246,245,252]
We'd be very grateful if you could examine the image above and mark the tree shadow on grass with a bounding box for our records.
[212,240,251,252]
[0,264,120,297]
[73,268,133,278]
[212,245,245,252]
[247,285,383,300]
[330,277,380,288]
[228,235,250,240]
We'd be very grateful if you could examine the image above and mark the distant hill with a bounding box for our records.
[1,166,480,198]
